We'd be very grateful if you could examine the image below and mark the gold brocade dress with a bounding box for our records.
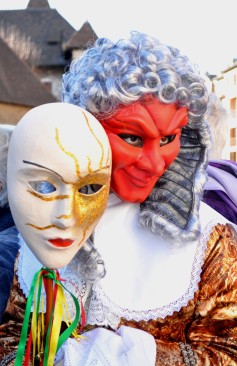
[120,223,237,365]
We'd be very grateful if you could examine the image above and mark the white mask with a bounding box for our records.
[7,103,111,269]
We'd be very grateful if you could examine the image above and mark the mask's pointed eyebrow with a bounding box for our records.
[23,160,63,179]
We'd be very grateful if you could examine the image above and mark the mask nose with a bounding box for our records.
[52,197,76,229]
[135,141,166,177]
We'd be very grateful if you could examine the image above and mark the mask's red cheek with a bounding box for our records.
[106,133,139,168]
[163,131,182,162]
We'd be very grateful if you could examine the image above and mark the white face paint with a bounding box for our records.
[7,103,111,269]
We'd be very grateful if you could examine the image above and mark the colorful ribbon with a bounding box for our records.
[14,267,85,366]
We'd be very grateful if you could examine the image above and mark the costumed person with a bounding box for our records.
[202,92,237,224]
[0,125,18,323]
[0,102,115,365]
[203,159,237,224]
[60,31,237,365]
[205,92,228,161]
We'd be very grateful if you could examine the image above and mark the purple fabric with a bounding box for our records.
[208,159,237,174]
[203,159,237,224]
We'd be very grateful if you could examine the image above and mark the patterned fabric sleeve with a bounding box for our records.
[186,223,237,365]
[0,226,19,323]
[0,254,27,365]
[121,224,237,366]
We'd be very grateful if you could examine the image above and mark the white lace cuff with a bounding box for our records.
[54,326,156,366]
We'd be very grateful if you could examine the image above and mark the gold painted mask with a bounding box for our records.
[7,103,111,269]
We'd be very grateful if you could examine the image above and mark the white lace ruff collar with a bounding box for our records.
[17,236,91,317]
[86,195,231,327]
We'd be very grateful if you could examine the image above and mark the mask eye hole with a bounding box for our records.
[29,181,56,194]
[160,134,176,146]
[78,184,103,195]
[118,134,143,147]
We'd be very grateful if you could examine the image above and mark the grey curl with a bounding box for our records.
[62,31,209,123]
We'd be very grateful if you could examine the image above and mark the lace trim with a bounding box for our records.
[55,336,116,366]
[87,219,227,328]
[17,235,90,318]
[55,338,92,366]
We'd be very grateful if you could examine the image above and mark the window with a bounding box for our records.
[230,98,237,117]
[230,151,237,162]
[230,128,237,146]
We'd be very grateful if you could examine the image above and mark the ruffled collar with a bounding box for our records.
[86,194,230,326]
[17,235,91,317]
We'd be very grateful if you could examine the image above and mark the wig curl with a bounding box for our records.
[206,92,228,159]
[63,31,208,125]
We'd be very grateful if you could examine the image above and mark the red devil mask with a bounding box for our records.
[99,96,188,203]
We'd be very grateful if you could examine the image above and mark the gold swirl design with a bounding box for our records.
[55,128,81,178]
[27,190,69,201]
[26,223,65,230]
[82,110,104,169]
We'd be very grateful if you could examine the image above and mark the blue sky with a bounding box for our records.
[0,0,236,75]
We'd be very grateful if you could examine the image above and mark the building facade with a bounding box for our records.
[211,62,237,162]
[0,0,98,124]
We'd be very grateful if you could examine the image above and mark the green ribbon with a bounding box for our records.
[14,267,81,366]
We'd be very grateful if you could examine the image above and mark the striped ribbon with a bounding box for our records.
[14,267,85,366]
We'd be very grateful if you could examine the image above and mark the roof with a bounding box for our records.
[0,4,75,67]
[222,62,237,74]
[0,37,56,107]
[27,0,51,8]
[63,21,98,51]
